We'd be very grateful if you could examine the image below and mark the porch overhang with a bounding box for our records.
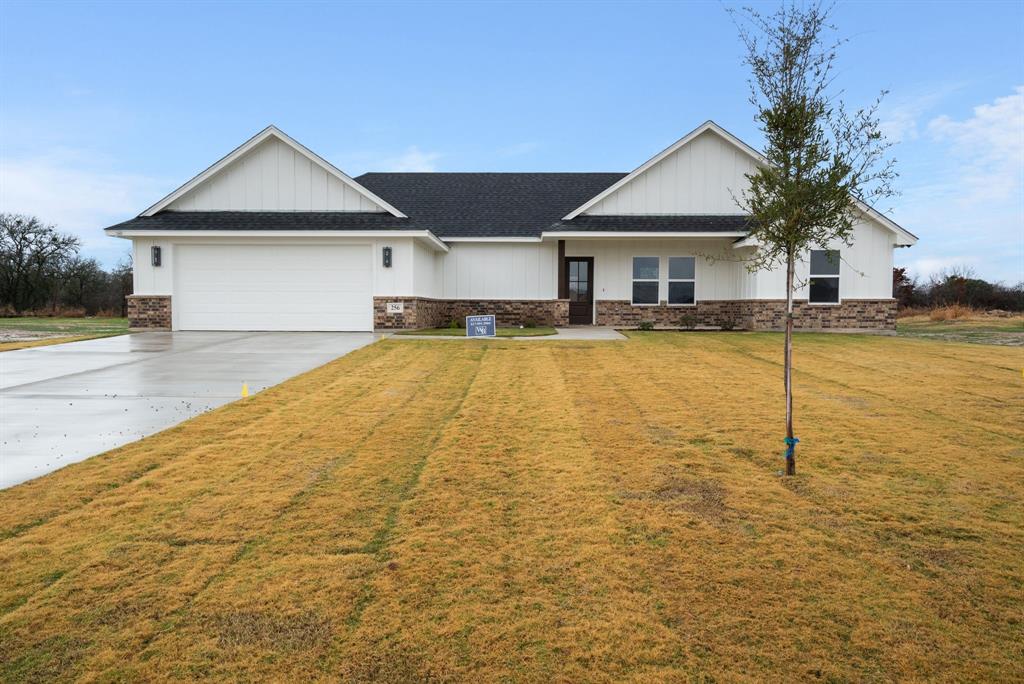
[541,231,748,240]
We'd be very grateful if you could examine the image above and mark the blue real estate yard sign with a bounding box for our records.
[466,315,496,338]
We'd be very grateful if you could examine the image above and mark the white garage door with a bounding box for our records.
[174,244,373,331]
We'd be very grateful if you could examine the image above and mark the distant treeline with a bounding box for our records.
[0,213,133,316]
[894,266,1023,312]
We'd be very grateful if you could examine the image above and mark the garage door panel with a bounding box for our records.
[178,267,372,288]
[175,244,373,331]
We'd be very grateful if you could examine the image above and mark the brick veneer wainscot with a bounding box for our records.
[751,300,896,330]
[374,298,569,330]
[127,295,172,330]
[595,299,896,330]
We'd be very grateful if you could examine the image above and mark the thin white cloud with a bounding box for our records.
[926,85,1024,203]
[902,255,981,280]
[879,81,967,143]
[380,146,441,172]
[0,148,165,265]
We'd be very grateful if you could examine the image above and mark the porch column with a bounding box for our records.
[557,239,567,299]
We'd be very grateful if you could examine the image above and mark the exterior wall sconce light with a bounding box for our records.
[151,246,162,267]
[383,246,392,268]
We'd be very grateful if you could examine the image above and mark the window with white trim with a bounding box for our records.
[809,249,840,304]
[632,256,659,305]
[668,256,696,305]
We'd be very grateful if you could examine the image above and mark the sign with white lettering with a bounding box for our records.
[466,315,496,337]
[386,302,404,314]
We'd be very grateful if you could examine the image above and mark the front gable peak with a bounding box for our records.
[562,121,762,220]
[141,126,406,217]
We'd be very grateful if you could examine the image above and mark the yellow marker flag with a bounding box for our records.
[241,383,249,398]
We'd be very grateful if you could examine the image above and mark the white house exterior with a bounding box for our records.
[105,122,916,331]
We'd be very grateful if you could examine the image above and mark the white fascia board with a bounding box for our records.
[856,205,918,245]
[105,229,449,252]
[139,126,407,218]
[440,236,542,242]
[561,120,917,245]
[541,231,748,240]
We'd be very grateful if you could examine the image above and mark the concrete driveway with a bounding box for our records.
[0,331,381,489]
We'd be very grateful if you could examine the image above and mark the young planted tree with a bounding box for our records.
[730,2,897,475]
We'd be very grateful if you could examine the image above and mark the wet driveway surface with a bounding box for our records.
[0,331,381,489]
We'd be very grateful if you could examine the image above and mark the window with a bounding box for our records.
[568,259,589,302]
[632,256,659,305]
[668,256,696,305]
[809,249,840,304]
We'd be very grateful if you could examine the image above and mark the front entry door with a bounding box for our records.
[566,257,594,325]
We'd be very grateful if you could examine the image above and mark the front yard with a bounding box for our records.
[0,333,1021,681]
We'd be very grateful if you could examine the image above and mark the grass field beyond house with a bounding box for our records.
[1,333,1021,681]
[0,317,129,351]
[897,311,1023,345]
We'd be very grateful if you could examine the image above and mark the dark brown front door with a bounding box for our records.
[566,257,594,325]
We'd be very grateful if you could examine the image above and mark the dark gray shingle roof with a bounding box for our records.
[354,172,627,238]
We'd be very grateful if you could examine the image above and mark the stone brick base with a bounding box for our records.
[127,295,171,330]
[595,300,750,329]
[374,297,569,330]
[595,299,896,331]
[751,299,896,330]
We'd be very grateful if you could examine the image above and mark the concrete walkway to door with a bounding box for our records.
[0,331,381,489]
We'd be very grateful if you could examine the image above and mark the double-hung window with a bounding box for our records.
[809,249,840,304]
[668,256,696,305]
[632,257,660,305]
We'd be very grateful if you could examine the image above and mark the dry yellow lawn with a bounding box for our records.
[1,333,1022,682]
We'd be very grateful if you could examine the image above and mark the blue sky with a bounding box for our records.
[1,0,1021,283]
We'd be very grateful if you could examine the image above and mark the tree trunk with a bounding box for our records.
[784,252,796,476]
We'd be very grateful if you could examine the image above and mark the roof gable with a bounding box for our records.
[563,120,916,245]
[142,126,405,217]
[573,124,760,218]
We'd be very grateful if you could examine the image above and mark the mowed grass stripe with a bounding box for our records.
[555,341,810,679]
[96,342,487,681]
[340,344,626,682]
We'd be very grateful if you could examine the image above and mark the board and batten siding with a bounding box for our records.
[439,243,558,300]
[412,240,444,298]
[584,131,760,215]
[745,218,896,300]
[165,137,385,213]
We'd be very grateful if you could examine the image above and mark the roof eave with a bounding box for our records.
[104,227,449,252]
[541,231,749,240]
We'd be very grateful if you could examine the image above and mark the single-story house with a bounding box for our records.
[104,121,916,332]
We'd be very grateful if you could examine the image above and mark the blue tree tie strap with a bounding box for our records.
[784,437,799,458]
